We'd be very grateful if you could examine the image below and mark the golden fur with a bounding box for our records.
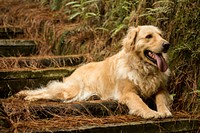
[16,25,172,119]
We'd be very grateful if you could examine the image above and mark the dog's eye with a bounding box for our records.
[145,34,152,39]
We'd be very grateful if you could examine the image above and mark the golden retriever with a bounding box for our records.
[16,25,172,119]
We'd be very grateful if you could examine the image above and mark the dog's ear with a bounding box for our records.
[122,27,138,52]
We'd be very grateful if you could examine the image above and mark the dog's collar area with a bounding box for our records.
[144,50,168,72]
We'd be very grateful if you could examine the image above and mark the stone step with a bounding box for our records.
[0,98,199,132]
[0,55,88,98]
[58,119,199,133]
[0,27,24,39]
[0,67,76,80]
[1,99,128,119]
[0,39,37,57]
[0,67,77,98]
[0,54,88,69]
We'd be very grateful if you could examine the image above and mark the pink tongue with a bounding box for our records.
[153,54,168,72]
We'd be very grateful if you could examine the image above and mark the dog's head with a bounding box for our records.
[122,25,170,72]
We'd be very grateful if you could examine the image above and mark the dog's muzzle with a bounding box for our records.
[144,49,169,72]
[162,42,170,53]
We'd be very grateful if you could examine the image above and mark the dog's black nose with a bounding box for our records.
[162,42,170,53]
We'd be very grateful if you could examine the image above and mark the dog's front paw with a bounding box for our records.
[142,111,162,119]
[129,110,161,119]
[159,110,173,118]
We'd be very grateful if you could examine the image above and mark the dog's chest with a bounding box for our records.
[116,57,168,97]
[119,68,166,97]
[138,74,162,97]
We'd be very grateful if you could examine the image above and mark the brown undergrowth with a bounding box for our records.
[0,54,90,70]
[0,97,199,132]
[0,0,115,58]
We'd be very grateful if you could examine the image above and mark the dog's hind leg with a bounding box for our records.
[17,81,81,102]
[16,88,49,97]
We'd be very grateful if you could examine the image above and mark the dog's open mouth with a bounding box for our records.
[144,50,168,72]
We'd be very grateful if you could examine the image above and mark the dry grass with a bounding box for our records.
[0,0,85,55]
[0,0,115,58]
[0,54,89,70]
[0,97,198,132]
